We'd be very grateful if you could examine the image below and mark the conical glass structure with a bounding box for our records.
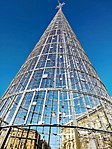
[0,6,112,149]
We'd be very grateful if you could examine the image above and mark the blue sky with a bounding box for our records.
[0,0,112,97]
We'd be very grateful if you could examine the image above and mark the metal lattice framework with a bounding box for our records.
[0,4,112,149]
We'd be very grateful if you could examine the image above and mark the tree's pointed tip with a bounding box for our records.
[56,1,65,10]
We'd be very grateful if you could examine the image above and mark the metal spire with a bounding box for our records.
[56,0,65,9]
[0,2,112,149]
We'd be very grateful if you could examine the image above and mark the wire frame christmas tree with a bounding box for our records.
[0,3,112,149]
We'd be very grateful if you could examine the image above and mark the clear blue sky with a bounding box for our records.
[0,0,112,97]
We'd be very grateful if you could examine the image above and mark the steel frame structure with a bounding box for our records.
[0,5,112,149]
